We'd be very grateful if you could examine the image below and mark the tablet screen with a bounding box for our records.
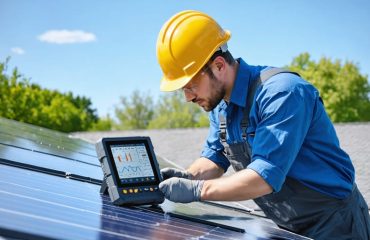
[110,143,156,185]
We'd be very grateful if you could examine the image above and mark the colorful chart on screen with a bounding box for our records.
[110,143,155,183]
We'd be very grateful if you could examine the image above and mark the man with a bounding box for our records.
[156,10,370,239]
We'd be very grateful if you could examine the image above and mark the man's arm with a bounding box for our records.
[159,167,273,203]
[160,157,223,181]
[201,169,273,201]
[187,157,224,180]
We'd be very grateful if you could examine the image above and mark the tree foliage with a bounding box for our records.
[4,52,368,133]
[0,58,98,132]
[89,114,114,131]
[287,53,370,122]
[148,91,209,129]
[114,90,209,130]
[115,90,154,130]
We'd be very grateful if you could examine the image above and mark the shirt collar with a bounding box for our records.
[229,58,252,108]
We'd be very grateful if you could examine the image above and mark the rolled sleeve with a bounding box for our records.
[201,146,230,172]
[248,158,286,192]
[249,83,313,192]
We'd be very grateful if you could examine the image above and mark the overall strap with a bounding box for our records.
[260,68,300,82]
[219,68,300,143]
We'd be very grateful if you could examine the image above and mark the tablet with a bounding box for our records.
[95,137,164,206]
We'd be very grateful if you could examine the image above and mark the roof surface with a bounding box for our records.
[0,117,310,240]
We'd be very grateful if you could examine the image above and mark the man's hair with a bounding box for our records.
[202,50,235,79]
[210,50,235,65]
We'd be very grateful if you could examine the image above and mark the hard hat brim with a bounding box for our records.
[160,75,192,92]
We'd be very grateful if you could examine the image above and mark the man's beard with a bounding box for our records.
[202,76,225,112]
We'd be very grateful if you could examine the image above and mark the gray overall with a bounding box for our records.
[219,68,370,239]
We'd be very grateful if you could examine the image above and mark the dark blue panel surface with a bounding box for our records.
[0,144,103,181]
[159,201,310,240]
[0,118,94,149]
[0,165,260,240]
[0,117,173,180]
[0,118,97,164]
[0,132,97,165]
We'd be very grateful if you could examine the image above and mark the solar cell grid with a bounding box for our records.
[0,164,256,240]
[0,119,93,154]
[0,121,97,163]
[0,118,172,180]
[0,144,103,180]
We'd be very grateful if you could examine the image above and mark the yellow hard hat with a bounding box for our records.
[157,10,231,92]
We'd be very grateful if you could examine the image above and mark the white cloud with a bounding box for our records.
[11,47,25,55]
[38,30,96,44]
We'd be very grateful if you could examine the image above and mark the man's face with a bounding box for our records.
[182,65,225,112]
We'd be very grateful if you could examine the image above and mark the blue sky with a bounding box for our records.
[1,0,369,117]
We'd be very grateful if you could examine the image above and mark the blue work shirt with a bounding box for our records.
[201,58,354,199]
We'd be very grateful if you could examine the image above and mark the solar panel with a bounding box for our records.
[0,164,263,240]
[0,143,101,176]
[0,118,97,163]
[0,117,311,239]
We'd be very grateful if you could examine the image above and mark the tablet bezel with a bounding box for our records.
[103,137,161,188]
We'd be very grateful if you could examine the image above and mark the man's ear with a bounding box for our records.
[213,56,226,72]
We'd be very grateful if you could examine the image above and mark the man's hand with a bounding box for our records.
[159,177,204,203]
[161,167,192,180]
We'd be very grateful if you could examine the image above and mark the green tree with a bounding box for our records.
[148,91,209,129]
[115,90,154,130]
[66,93,98,130]
[89,114,114,131]
[287,53,370,122]
[0,58,98,132]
